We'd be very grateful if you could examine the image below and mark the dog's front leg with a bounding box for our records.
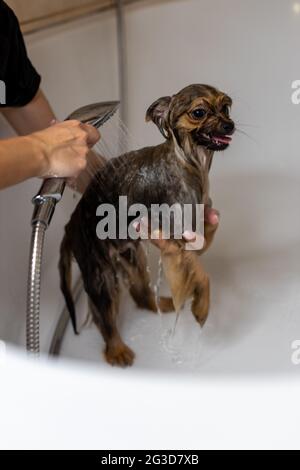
[161,243,210,326]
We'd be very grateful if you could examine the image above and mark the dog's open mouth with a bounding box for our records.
[202,133,232,147]
[191,128,234,151]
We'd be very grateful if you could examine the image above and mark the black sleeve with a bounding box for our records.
[0,0,41,107]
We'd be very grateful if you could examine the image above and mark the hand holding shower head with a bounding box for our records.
[32,101,120,210]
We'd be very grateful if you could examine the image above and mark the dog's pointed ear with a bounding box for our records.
[145,96,172,139]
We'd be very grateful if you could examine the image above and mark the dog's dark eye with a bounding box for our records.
[191,108,206,119]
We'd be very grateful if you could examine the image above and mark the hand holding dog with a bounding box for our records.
[135,206,220,252]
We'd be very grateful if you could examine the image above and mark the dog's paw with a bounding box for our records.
[194,311,209,327]
[191,284,210,327]
[192,298,209,327]
[158,297,175,313]
[105,342,135,367]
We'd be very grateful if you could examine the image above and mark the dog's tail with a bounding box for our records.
[59,233,78,335]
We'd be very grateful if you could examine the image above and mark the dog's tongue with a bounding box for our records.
[212,135,232,144]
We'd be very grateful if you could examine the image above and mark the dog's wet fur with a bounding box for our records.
[59,84,235,366]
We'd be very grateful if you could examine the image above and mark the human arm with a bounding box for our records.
[0,120,100,190]
[1,88,55,135]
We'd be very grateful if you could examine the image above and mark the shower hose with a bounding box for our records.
[26,181,64,356]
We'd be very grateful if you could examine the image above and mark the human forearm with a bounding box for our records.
[0,121,100,190]
[0,136,46,189]
[1,89,55,135]
[0,88,103,192]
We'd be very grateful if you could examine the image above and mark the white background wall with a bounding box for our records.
[1,0,300,357]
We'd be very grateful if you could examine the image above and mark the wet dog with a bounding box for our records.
[59,84,235,366]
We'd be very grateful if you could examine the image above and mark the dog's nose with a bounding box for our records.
[222,121,235,133]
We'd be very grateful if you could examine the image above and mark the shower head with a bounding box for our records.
[67,101,120,128]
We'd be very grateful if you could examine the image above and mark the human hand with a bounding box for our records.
[29,120,100,179]
[204,206,220,226]
[133,205,220,252]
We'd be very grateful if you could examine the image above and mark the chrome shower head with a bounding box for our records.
[67,101,120,128]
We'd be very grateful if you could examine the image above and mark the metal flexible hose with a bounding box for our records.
[26,221,46,355]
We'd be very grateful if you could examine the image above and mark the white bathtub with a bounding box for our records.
[1,0,300,449]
